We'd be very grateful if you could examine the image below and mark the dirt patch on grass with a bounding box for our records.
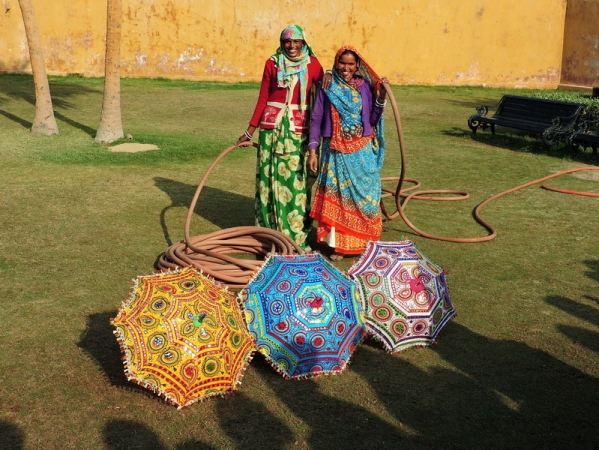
[109,143,160,153]
[570,167,599,181]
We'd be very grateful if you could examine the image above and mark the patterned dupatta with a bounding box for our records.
[325,46,384,154]
[270,25,315,108]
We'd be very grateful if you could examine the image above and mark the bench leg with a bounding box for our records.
[572,142,579,157]
[490,124,495,135]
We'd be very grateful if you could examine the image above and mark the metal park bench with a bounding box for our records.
[570,118,599,157]
[467,95,585,149]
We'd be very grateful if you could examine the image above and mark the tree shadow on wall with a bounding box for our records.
[153,177,254,246]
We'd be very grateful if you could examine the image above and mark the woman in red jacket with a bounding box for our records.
[237,25,324,249]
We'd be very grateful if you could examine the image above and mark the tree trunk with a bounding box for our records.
[95,0,124,144]
[17,0,59,136]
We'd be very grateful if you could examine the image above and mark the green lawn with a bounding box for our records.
[1,75,598,449]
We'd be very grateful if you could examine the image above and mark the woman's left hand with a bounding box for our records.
[322,72,332,90]
[377,76,389,101]
[307,152,318,173]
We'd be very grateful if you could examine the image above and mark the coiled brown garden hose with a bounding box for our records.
[157,85,598,286]
[157,141,304,289]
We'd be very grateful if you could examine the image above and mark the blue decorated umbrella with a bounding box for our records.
[347,240,455,353]
[239,253,366,379]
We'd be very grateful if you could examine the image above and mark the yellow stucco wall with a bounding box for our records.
[561,0,599,87]
[0,0,568,88]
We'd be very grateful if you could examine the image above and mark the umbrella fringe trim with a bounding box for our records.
[257,331,367,380]
[117,348,256,410]
[365,319,457,353]
[113,328,256,409]
[110,267,256,409]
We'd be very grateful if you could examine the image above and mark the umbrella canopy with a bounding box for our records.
[111,267,255,408]
[240,253,366,379]
[347,240,455,353]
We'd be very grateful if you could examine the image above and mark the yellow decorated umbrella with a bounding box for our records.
[111,267,255,409]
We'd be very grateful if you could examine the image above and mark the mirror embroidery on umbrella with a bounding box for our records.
[308,296,325,315]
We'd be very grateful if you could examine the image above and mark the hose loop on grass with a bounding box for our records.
[157,142,304,289]
[158,87,599,288]
[378,83,599,243]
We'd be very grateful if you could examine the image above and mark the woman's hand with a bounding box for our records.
[377,76,389,101]
[322,71,333,90]
[307,151,318,173]
[236,126,256,145]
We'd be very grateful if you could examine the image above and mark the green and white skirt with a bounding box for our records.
[255,116,310,248]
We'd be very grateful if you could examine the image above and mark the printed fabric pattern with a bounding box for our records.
[271,24,315,108]
[311,45,386,254]
[255,113,309,248]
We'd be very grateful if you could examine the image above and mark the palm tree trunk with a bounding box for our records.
[17,0,59,136]
[95,0,124,144]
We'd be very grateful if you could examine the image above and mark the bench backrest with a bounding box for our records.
[494,95,583,126]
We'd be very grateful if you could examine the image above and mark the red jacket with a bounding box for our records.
[249,56,324,129]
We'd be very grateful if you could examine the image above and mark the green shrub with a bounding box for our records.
[532,90,599,122]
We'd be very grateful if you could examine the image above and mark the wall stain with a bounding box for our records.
[0,0,581,87]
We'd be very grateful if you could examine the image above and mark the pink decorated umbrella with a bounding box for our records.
[347,240,455,353]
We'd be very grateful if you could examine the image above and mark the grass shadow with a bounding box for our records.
[153,177,254,246]
[77,311,131,387]
[439,126,595,161]
[0,74,100,134]
[0,420,24,450]
[175,440,216,450]
[0,74,100,109]
[544,261,599,356]
[0,109,31,130]
[556,325,599,354]
[54,110,97,137]
[443,124,599,164]
[103,420,167,450]
[264,370,406,448]
[585,260,599,283]
[353,322,599,446]
[214,391,295,449]
[545,295,599,328]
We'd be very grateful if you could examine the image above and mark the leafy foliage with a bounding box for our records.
[532,90,599,121]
